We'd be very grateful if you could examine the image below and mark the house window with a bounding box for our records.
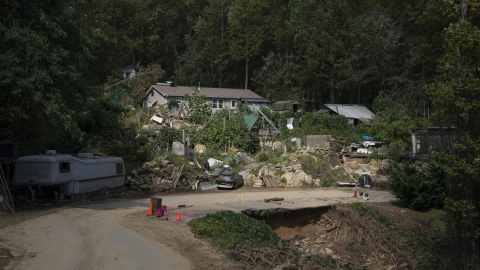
[151,91,154,97]
[219,99,224,109]
[116,163,124,174]
[176,97,182,104]
[212,99,218,109]
[231,99,237,108]
[59,162,70,173]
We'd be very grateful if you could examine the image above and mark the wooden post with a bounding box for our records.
[138,115,141,127]
[182,130,185,142]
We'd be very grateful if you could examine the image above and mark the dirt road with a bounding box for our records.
[0,187,394,270]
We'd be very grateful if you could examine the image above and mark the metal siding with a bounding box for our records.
[325,104,375,119]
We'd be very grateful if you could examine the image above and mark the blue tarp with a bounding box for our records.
[362,136,374,141]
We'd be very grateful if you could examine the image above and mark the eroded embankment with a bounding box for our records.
[243,205,411,269]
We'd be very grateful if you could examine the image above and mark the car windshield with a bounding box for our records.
[218,174,232,181]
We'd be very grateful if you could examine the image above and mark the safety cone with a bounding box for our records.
[147,201,154,216]
[176,211,181,221]
[353,189,358,197]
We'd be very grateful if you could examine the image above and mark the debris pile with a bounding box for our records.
[245,163,313,188]
[124,156,191,193]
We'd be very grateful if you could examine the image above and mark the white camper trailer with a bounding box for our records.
[13,151,125,198]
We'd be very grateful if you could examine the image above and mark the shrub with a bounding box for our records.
[168,99,179,110]
[388,161,446,209]
[191,113,259,153]
[321,179,332,187]
[190,211,280,247]
[279,177,287,183]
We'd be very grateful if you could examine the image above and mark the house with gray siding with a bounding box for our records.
[143,82,270,113]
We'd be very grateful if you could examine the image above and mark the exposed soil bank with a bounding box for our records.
[242,206,335,241]
[243,204,413,269]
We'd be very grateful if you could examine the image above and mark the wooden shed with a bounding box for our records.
[411,128,458,157]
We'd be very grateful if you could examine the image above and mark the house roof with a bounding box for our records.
[145,84,269,102]
[325,104,375,119]
[271,100,300,111]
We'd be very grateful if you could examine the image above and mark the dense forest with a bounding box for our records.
[0,0,469,152]
[1,0,480,267]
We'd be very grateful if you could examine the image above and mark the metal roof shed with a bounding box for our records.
[325,104,375,119]
[325,104,375,126]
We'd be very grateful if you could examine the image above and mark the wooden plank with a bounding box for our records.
[0,166,14,210]
[172,164,184,188]
[0,195,14,213]
[253,104,280,132]
[261,175,278,188]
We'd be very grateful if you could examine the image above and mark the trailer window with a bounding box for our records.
[59,162,70,173]
[116,163,124,174]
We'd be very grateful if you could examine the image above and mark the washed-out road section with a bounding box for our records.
[0,187,394,270]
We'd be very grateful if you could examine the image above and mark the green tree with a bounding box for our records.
[0,0,116,154]
[183,87,212,124]
[228,0,265,89]
[388,161,446,209]
[371,105,427,157]
[426,1,480,267]
[252,52,298,101]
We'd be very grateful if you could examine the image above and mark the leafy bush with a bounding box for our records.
[279,177,287,183]
[321,179,332,187]
[388,161,446,209]
[402,233,448,269]
[254,151,268,162]
[191,113,259,153]
[370,105,427,158]
[154,126,181,149]
[168,99,179,110]
[183,87,212,124]
[107,133,154,163]
[190,211,280,247]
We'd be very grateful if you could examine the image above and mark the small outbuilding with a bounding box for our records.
[411,127,457,157]
[325,104,375,126]
[271,100,301,113]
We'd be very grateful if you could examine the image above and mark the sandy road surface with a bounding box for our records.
[0,187,394,270]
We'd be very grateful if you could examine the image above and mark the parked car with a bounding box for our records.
[216,171,244,189]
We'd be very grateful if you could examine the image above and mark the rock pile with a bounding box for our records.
[254,163,313,188]
[295,145,331,156]
[124,156,191,193]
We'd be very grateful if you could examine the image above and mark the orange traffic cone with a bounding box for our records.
[176,211,181,221]
[147,201,154,216]
[353,189,358,197]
